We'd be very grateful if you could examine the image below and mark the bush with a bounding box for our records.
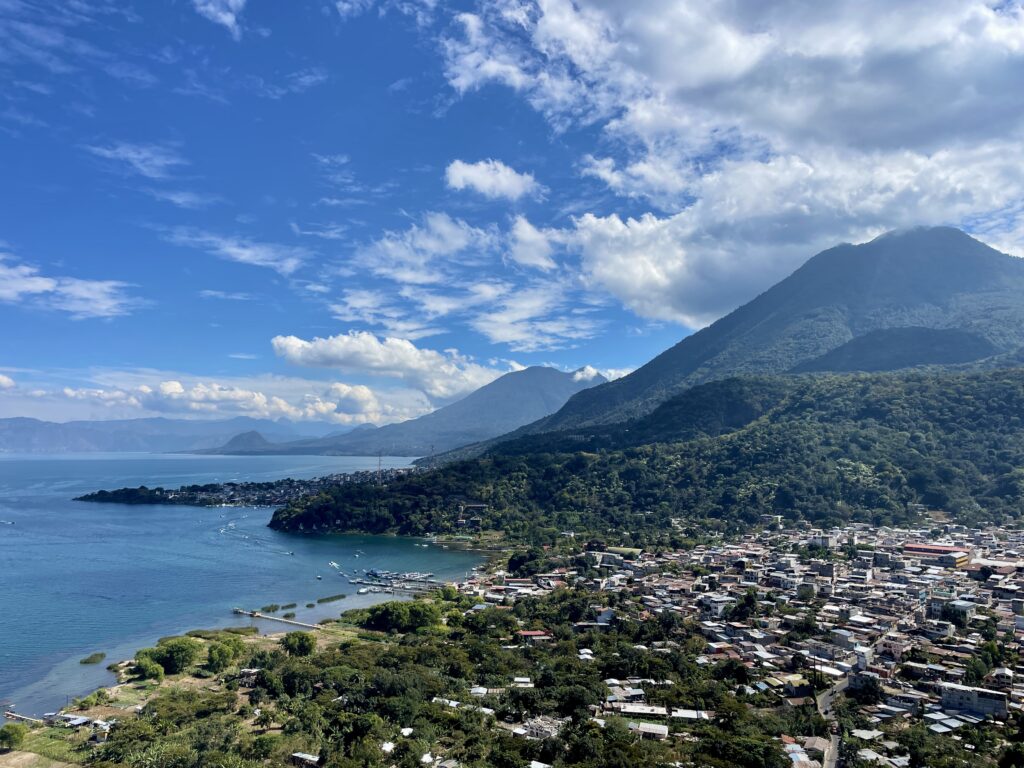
[80,652,106,665]
[136,656,165,681]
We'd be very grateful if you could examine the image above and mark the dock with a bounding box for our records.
[232,608,322,630]
[4,711,44,724]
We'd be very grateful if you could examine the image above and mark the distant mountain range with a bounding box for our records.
[0,416,338,454]
[202,366,607,457]
[438,226,1024,461]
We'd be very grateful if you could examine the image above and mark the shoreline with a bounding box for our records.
[4,534,491,718]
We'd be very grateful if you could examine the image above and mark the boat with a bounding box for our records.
[316,575,322,580]
[329,561,340,569]
[286,551,294,555]
[357,587,370,594]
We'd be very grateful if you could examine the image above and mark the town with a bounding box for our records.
[445,517,1024,767]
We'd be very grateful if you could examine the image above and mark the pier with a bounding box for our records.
[4,711,44,724]
[232,608,322,630]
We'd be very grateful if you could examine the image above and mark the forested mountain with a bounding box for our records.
[0,416,333,454]
[207,367,606,457]
[510,227,1024,437]
[270,369,1024,544]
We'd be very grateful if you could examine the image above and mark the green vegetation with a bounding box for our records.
[271,370,1024,545]
[78,652,106,665]
[0,722,28,751]
[346,600,442,633]
[281,631,317,657]
[72,688,111,710]
[496,227,1024,436]
[87,589,808,768]
[315,593,347,604]
[136,636,203,676]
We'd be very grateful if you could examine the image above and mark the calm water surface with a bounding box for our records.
[0,453,481,715]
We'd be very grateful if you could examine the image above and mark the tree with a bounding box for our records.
[207,641,233,673]
[282,631,317,657]
[0,723,28,751]
[155,637,203,674]
[1001,743,1024,768]
[255,708,275,731]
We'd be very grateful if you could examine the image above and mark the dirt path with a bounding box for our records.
[0,751,74,768]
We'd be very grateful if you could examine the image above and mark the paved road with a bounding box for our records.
[816,677,848,768]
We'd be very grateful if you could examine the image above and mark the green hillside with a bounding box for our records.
[477,228,1024,451]
[270,369,1024,546]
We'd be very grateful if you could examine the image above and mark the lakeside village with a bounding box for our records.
[73,468,417,507]
[12,518,1024,767]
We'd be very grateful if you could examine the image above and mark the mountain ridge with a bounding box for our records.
[433,227,1024,462]
[204,366,607,457]
[0,415,337,454]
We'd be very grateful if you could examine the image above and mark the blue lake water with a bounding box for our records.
[0,453,482,715]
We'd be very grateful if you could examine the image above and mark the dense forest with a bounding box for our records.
[269,370,1024,546]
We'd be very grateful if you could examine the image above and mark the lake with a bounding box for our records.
[0,453,483,715]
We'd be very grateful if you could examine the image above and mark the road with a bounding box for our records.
[816,677,848,768]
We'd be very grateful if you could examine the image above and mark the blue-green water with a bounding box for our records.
[0,454,481,715]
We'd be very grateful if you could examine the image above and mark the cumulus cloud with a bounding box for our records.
[442,0,1024,326]
[192,0,248,39]
[48,371,432,425]
[445,158,543,200]
[0,374,14,389]
[0,251,140,319]
[508,215,557,270]
[165,228,309,275]
[84,142,187,180]
[272,330,505,401]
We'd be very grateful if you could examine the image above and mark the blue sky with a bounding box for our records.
[3,0,1024,424]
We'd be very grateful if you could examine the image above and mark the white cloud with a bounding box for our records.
[32,370,432,425]
[330,289,443,340]
[199,289,254,301]
[508,215,557,270]
[335,0,376,20]
[354,212,495,285]
[247,68,330,99]
[573,365,632,382]
[192,0,248,40]
[85,142,187,180]
[469,281,600,352]
[0,374,14,389]
[0,252,140,319]
[145,189,222,209]
[446,158,543,200]
[166,228,309,275]
[272,330,506,401]
[442,0,1024,326]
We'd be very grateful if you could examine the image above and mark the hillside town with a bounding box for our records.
[452,518,1024,767]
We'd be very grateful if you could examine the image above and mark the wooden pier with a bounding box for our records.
[232,608,321,630]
